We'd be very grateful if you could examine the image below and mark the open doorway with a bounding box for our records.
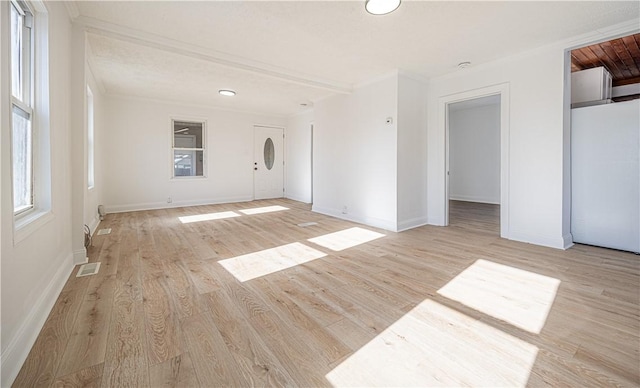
[447,96,501,235]
[441,83,510,238]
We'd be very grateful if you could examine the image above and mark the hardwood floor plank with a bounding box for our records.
[56,274,116,377]
[149,353,200,387]
[180,310,246,386]
[203,290,296,386]
[101,233,149,387]
[15,199,640,387]
[52,362,104,388]
[13,277,91,387]
[141,275,185,366]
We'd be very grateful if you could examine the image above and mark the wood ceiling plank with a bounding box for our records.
[611,39,636,77]
[596,41,626,79]
[621,35,640,71]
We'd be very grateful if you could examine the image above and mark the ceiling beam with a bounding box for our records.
[73,15,352,95]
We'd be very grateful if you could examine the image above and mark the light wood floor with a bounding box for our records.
[14,199,639,387]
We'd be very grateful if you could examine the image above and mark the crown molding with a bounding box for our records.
[105,92,289,119]
[64,1,80,20]
[73,15,351,95]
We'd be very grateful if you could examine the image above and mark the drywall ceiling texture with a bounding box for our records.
[76,1,639,116]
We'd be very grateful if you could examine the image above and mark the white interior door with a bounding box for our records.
[254,126,284,199]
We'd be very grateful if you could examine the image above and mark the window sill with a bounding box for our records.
[14,209,54,245]
[171,176,208,180]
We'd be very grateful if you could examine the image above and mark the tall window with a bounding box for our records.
[172,119,206,178]
[87,86,95,189]
[10,1,34,214]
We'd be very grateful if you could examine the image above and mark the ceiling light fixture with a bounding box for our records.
[219,89,236,96]
[365,0,401,15]
[458,61,472,69]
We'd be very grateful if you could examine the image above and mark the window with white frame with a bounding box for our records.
[10,0,34,215]
[172,119,205,178]
[87,86,95,189]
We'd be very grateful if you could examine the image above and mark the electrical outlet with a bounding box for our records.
[167,197,172,203]
[342,206,348,214]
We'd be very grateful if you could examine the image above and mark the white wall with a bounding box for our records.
[313,74,398,231]
[83,68,105,233]
[427,22,638,249]
[397,73,428,231]
[449,102,500,204]
[1,2,76,384]
[285,110,313,203]
[102,96,286,212]
[428,47,568,248]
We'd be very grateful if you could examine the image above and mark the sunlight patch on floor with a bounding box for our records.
[178,211,241,224]
[437,259,561,334]
[219,242,326,282]
[239,205,289,215]
[308,227,385,251]
[326,299,538,387]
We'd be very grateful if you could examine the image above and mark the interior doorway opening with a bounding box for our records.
[447,95,501,235]
[441,83,510,239]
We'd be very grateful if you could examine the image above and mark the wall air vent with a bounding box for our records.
[76,262,101,277]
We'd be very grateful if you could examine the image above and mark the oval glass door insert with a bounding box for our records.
[264,138,275,170]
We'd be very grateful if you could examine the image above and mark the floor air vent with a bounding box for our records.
[77,262,101,277]
[96,228,112,235]
[297,222,318,227]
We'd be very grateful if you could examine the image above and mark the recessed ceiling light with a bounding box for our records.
[458,62,472,69]
[365,0,401,15]
[219,89,236,96]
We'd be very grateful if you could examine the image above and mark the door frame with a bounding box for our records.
[441,83,510,238]
[253,125,285,200]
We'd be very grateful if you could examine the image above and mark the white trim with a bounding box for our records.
[285,192,311,204]
[0,252,74,387]
[397,216,429,232]
[440,82,510,240]
[353,69,399,89]
[74,16,351,95]
[107,92,288,119]
[312,205,398,232]
[449,195,500,205]
[73,248,87,265]
[13,210,54,245]
[88,214,100,236]
[105,196,254,214]
[509,229,569,250]
[63,1,79,20]
[562,233,574,250]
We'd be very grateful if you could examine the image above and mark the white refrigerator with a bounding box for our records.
[571,100,640,253]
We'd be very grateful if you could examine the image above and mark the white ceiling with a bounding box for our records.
[76,1,640,116]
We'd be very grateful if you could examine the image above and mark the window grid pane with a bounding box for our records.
[12,105,33,213]
[172,120,205,178]
[10,3,23,100]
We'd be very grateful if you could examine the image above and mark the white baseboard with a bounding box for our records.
[562,233,574,250]
[73,248,88,265]
[311,205,398,232]
[1,252,75,387]
[449,195,500,205]
[427,215,446,226]
[88,215,100,236]
[397,216,429,232]
[509,229,567,250]
[105,196,254,214]
[285,192,311,204]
